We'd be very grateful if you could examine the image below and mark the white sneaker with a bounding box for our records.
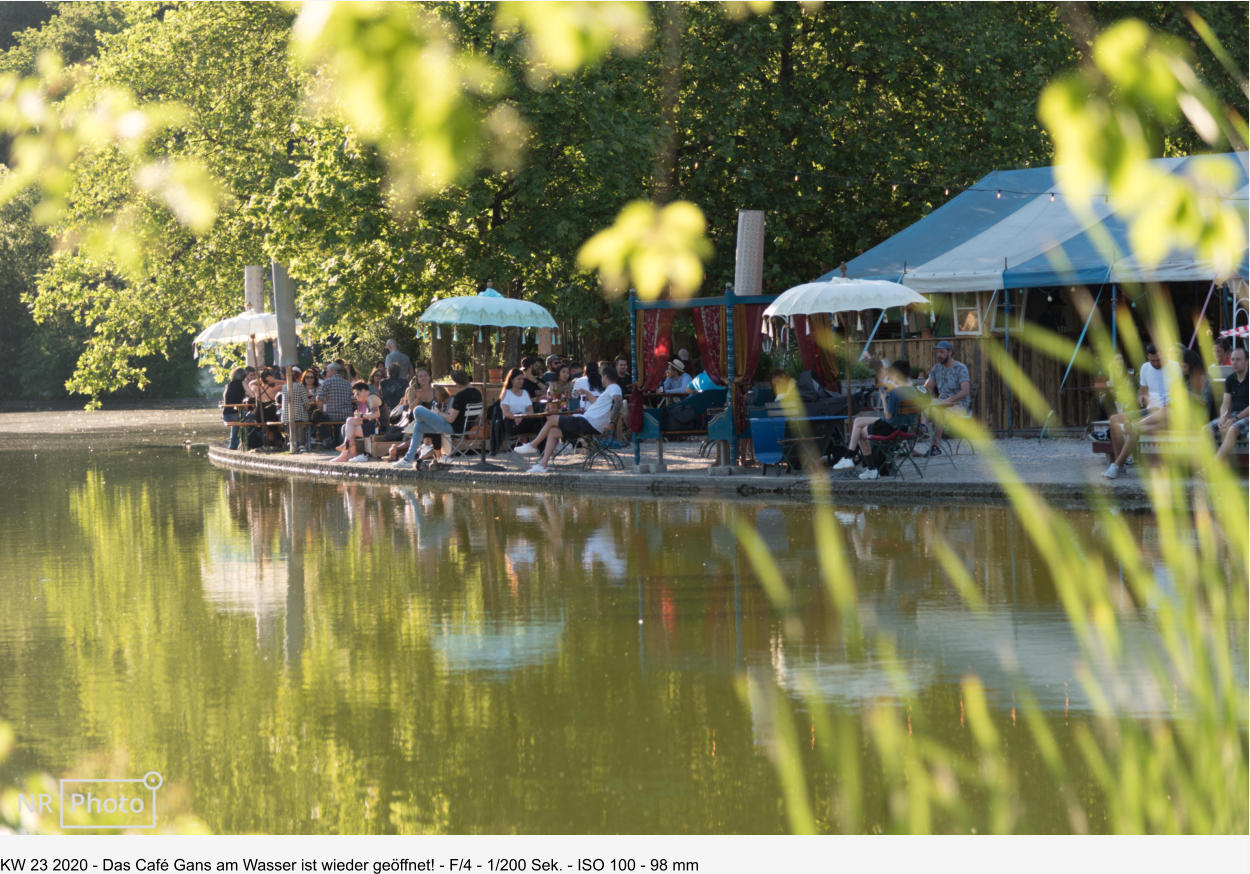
[514,443,538,457]
[858,468,879,480]
[392,459,415,469]
[526,463,549,473]
[832,457,855,471]
[349,454,370,463]
[1102,463,1119,479]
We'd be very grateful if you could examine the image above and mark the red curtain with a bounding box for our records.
[793,314,841,392]
[693,306,727,385]
[636,309,674,391]
[732,304,768,431]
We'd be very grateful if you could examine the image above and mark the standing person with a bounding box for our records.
[392,370,482,467]
[1213,345,1249,462]
[384,339,413,381]
[919,340,970,456]
[222,367,249,450]
[514,367,621,473]
[1103,343,1179,478]
[614,355,631,387]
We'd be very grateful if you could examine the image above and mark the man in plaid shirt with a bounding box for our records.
[317,363,354,420]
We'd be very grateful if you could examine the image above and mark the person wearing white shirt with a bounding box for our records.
[499,366,542,438]
[514,368,622,473]
[570,360,602,410]
[1104,344,1180,478]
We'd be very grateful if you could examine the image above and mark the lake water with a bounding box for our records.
[0,449,1222,833]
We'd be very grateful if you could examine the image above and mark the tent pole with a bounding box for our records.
[725,284,738,465]
[1111,284,1118,348]
[861,311,887,360]
[630,289,641,468]
[1040,283,1104,440]
[1004,279,1013,438]
[1187,278,1218,349]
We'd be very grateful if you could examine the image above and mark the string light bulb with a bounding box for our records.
[892,184,898,192]
[1049,192,1055,202]
[996,190,1001,199]
[693,161,699,170]
[944,187,949,196]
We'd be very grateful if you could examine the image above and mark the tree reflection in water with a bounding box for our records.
[0,450,1209,834]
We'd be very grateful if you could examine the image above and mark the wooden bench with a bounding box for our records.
[632,389,728,467]
[1089,420,1248,468]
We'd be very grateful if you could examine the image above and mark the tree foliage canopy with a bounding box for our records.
[0,1,1244,403]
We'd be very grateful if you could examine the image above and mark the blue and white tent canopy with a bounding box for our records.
[823,152,1248,292]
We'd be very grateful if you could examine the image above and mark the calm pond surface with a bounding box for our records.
[0,449,1218,833]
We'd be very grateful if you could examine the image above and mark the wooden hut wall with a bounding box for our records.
[867,335,1092,435]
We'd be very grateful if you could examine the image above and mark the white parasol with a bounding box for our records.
[763,277,928,318]
[193,308,305,356]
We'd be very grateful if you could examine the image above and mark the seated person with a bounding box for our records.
[919,340,969,456]
[500,366,542,437]
[850,361,917,480]
[380,364,407,411]
[540,355,564,385]
[333,381,383,462]
[661,359,692,394]
[315,363,355,442]
[520,356,544,397]
[1213,345,1248,463]
[392,371,480,467]
[835,359,898,470]
[1104,343,1179,478]
[570,361,602,410]
[514,368,621,473]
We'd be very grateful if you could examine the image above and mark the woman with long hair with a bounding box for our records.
[333,381,382,462]
[410,365,436,408]
[571,360,601,410]
[546,363,573,407]
[500,366,542,437]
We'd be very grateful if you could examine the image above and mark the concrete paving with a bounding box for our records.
[206,433,1169,509]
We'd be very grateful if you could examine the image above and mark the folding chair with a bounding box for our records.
[579,396,625,470]
[867,397,924,478]
[867,426,923,478]
[445,403,484,461]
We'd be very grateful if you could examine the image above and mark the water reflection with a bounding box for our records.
[0,450,1231,834]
